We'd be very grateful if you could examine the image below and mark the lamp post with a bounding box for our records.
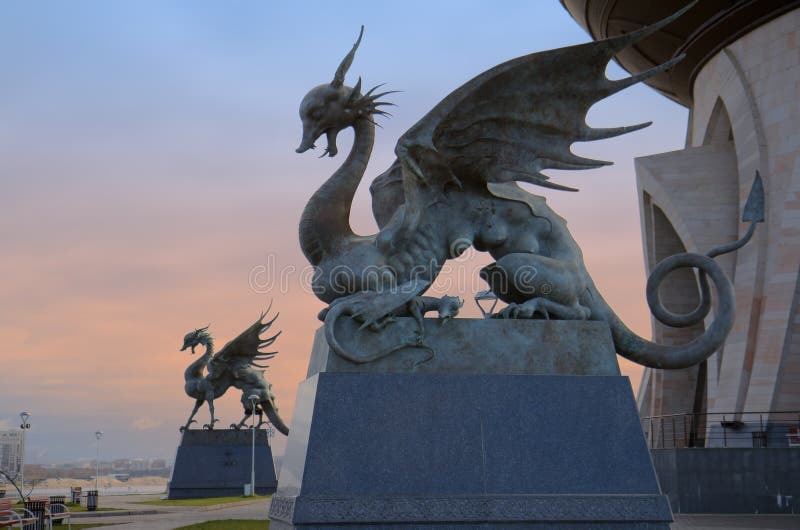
[19,412,31,497]
[248,394,259,497]
[94,431,103,491]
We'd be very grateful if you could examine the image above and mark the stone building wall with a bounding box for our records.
[636,8,800,435]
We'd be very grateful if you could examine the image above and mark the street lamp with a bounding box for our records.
[19,412,31,497]
[94,431,103,491]
[248,394,259,497]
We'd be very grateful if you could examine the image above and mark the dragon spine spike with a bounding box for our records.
[539,157,609,171]
[579,121,652,141]
[519,176,579,192]
[557,151,613,168]
[261,329,281,341]
[345,77,363,107]
[261,312,280,328]
[259,300,274,321]
[332,25,364,88]
[366,91,399,102]
[361,83,386,98]
[604,54,685,96]
[600,0,696,57]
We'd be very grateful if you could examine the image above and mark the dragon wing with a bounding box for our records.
[211,306,281,370]
[394,4,692,192]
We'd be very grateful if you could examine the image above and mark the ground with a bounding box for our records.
[67,493,268,530]
[59,493,800,529]
[174,521,268,530]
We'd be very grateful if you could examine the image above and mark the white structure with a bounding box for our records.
[564,1,800,446]
[0,430,23,477]
[635,8,800,432]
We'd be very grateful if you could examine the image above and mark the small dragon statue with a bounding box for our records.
[179,308,290,434]
[296,2,763,370]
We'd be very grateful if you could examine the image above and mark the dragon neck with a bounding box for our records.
[184,340,214,381]
[299,117,375,265]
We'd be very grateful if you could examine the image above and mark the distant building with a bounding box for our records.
[112,459,131,472]
[0,430,23,476]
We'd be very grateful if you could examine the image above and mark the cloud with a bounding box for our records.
[131,418,161,431]
[0,420,9,430]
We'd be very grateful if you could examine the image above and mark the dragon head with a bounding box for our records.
[296,26,394,157]
[438,296,464,323]
[181,325,211,354]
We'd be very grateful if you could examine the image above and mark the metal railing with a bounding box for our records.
[641,410,800,449]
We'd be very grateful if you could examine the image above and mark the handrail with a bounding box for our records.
[640,410,800,449]
[642,410,800,420]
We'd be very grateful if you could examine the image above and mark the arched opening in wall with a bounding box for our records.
[650,204,708,446]
[700,96,739,386]
[702,97,734,146]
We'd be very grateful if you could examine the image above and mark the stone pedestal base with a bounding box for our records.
[269,373,671,528]
[167,429,277,499]
[307,318,620,377]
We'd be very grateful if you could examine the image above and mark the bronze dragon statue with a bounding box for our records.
[179,309,290,434]
[295,2,763,370]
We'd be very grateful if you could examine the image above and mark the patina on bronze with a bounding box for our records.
[179,308,289,434]
[295,2,762,370]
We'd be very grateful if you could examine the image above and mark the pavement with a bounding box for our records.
[70,495,800,530]
[69,493,270,529]
[672,514,800,529]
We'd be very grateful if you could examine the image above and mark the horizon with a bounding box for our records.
[1,0,688,464]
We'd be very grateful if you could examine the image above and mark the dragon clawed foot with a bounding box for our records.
[498,301,549,320]
[202,419,220,430]
[179,419,197,432]
[367,315,397,332]
[496,298,591,321]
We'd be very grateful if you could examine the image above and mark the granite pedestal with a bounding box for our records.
[269,318,671,528]
[168,429,277,499]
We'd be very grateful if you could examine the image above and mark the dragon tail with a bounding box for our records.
[590,252,734,369]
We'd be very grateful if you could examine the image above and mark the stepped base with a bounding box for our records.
[269,372,671,528]
[167,429,277,499]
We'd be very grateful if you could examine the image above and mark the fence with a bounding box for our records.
[641,410,800,449]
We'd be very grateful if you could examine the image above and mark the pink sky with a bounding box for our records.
[0,1,688,462]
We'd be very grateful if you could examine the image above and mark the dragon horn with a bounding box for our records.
[332,25,364,88]
[197,324,210,333]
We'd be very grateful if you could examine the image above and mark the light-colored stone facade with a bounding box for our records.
[0,430,23,477]
[636,8,800,443]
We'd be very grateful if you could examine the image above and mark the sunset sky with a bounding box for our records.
[1,1,688,464]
